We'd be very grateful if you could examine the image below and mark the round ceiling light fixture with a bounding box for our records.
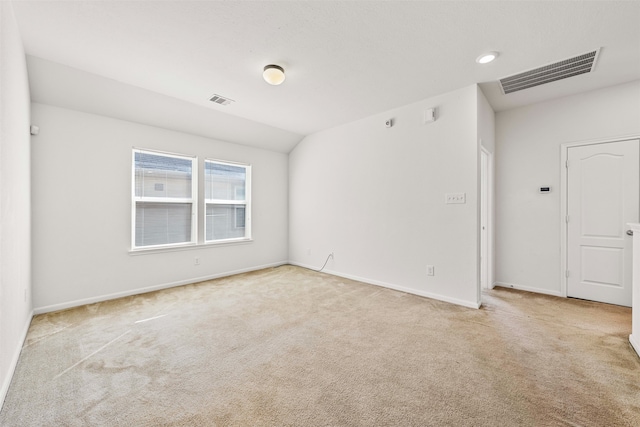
[476,51,499,64]
[263,64,286,85]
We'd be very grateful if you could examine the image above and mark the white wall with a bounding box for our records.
[495,80,640,295]
[289,85,481,308]
[477,87,495,154]
[31,103,289,312]
[0,1,32,406]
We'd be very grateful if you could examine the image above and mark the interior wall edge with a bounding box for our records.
[33,261,288,315]
[0,0,32,412]
[0,311,33,410]
[289,261,481,310]
[630,334,640,359]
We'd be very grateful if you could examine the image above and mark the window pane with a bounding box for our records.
[235,206,246,228]
[206,204,246,241]
[136,202,192,246]
[135,152,192,198]
[205,162,246,201]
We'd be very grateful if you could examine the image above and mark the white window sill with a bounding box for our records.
[129,238,253,256]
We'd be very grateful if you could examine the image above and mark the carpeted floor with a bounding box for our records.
[1,265,639,426]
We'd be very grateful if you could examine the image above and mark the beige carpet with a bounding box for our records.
[1,265,639,426]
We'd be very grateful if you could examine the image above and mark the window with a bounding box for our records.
[132,149,197,249]
[131,150,250,251]
[205,160,251,242]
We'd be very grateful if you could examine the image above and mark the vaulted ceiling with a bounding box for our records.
[11,0,640,152]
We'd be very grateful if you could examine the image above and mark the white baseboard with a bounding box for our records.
[630,334,640,359]
[34,261,288,315]
[289,261,480,309]
[494,281,563,297]
[1,310,33,409]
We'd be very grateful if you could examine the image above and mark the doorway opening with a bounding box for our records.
[480,147,494,293]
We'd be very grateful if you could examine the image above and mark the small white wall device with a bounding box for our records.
[539,186,551,193]
[30,125,39,135]
[385,119,393,128]
[424,108,436,124]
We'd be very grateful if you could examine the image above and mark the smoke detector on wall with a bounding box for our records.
[498,48,601,94]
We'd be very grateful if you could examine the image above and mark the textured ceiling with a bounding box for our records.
[11,0,640,152]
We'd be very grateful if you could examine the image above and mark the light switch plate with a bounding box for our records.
[445,193,466,204]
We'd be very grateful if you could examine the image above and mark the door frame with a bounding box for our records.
[560,134,640,298]
[480,146,495,290]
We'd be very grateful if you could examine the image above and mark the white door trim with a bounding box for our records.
[560,133,640,298]
[480,146,495,290]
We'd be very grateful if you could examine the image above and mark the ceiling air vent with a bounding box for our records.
[209,94,235,106]
[499,48,600,95]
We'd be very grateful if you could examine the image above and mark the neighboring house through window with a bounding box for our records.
[132,149,197,249]
[205,160,251,242]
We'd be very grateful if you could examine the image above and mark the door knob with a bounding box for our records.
[627,230,634,236]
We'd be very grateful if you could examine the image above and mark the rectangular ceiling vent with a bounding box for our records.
[209,94,235,106]
[499,48,600,95]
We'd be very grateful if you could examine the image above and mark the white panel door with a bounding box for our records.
[567,139,639,307]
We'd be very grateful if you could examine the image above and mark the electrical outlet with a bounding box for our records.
[194,257,200,265]
[445,193,466,204]
[427,265,435,276]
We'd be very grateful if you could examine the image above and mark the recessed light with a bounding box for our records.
[476,51,499,64]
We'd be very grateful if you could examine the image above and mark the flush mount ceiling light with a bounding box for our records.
[476,51,499,64]
[263,64,285,85]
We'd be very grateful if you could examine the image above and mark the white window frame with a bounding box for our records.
[204,159,251,243]
[131,148,198,250]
